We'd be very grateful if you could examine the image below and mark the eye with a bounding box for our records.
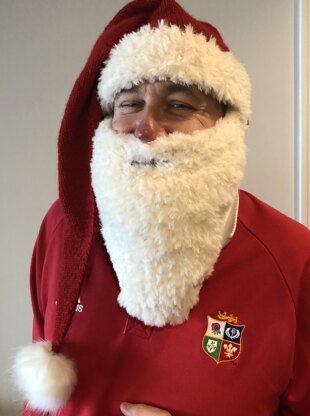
[114,100,144,114]
[168,101,196,112]
[117,100,143,108]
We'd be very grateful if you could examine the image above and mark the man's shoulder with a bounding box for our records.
[238,189,310,257]
[38,199,65,238]
[237,190,309,302]
[239,190,309,231]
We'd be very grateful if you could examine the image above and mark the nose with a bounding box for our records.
[134,113,166,143]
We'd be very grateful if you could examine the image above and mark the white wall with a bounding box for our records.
[0,1,303,414]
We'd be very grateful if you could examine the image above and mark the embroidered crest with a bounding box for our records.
[202,312,245,363]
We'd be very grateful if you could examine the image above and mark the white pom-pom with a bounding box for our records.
[12,341,77,412]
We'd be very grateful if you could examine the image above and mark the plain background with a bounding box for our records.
[0,0,307,414]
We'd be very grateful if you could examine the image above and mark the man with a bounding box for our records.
[13,1,310,415]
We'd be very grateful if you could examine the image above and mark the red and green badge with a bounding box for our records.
[202,312,245,364]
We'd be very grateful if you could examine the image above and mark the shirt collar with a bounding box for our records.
[221,192,239,248]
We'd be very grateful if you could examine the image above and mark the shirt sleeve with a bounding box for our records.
[30,238,45,341]
[21,240,45,415]
[22,201,64,416]
[280,260,310,415]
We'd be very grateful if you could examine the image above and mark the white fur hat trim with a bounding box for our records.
[98,22,251,120]
[13,341,77,412]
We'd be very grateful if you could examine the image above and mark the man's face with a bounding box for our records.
[92,81,245,328]
[111,81,224,142]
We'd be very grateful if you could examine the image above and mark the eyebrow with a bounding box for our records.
[115,85,140,99]
[163,83,199,95]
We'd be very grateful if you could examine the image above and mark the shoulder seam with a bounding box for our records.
[49,216,64,240]
[238,216,297,315]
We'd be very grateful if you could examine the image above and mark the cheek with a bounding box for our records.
[194,113,221,130]
[111,115,133,133]
[178,115,217,133]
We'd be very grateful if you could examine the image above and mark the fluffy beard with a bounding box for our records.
[91,113,247,326]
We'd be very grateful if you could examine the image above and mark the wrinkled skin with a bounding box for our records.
[112,80,224,142]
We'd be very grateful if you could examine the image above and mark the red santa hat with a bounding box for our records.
[13,0,250,412]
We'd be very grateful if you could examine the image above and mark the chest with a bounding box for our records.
[42,233,295,416]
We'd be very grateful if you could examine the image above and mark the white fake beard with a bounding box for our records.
[91,113,247,326]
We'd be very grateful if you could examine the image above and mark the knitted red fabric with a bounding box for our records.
[55,0,229,353]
